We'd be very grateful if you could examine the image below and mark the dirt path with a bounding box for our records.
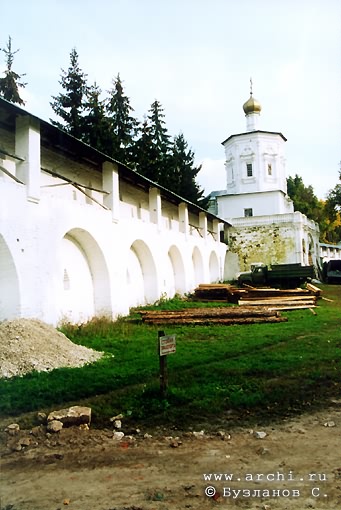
[1,404,341,510]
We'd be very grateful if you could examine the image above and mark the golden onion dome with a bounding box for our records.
[243,94,262,115]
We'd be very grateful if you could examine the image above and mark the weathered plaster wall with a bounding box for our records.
[228,223,297,272]
[228,212,320,273]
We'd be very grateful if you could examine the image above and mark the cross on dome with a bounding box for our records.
[243,79,262,115]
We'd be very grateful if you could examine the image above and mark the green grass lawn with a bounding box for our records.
[1,285,341,430]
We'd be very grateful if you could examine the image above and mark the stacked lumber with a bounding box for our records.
[306,283,322,297]
[238,287,318,311]
[192,283,247,303]
[193,283,322,311]
[239,296,317,311]
[138,307,287,326]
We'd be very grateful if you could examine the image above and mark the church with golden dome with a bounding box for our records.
[208,82,320,276]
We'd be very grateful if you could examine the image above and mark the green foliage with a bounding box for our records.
[327,181,341,212]
[287,174,341,242]
[49,49,206,207]
[148,100,171,154]
[325,172,341,242]
[134,105,207,206]
[50,48,88,138]
[0,36,26,105]
[106,74,139,165]
[132,117,159,180]
[82,82,111,154]
[2,287,341,429]
[287,174,323,220]
[135,100,171,183]
[169,133,208,207]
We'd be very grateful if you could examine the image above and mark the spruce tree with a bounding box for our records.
[50,48,88,139]
[148,100,171,154]
[133,117,159,180]
[106,73,138,165]
[83,82,110,154]
[136,100,171,183]
[170,133,207,207]
[0,36,26,105]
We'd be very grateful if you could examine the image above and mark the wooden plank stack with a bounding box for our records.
[136,283,322,326]
[192,283,247,303]
[238,284,320,311]
[192,282,322,311]
[138,306,287,326]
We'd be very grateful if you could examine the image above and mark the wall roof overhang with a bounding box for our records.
[0,97,231,226]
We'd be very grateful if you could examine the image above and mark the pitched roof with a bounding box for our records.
[0,97,230,225]
[222,130,287,145]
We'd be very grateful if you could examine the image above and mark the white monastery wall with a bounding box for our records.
[0,103,228,325]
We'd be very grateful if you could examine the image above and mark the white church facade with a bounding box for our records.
[208,87,320,277]
[0,98,230,326]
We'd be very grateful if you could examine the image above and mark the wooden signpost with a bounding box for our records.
[158,331,176,397]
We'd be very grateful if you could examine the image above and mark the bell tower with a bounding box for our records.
[221,83,289,205]
[208,81,319,275]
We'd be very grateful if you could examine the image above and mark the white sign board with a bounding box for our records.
[159,334,176,356]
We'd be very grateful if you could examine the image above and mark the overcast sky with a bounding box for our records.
[2,0,340,199]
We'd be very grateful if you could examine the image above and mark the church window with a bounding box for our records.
[244,208,253,217]
[246,163,253,177]
[268,163,272,175]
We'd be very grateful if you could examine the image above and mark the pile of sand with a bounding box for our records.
[0,318,103,378]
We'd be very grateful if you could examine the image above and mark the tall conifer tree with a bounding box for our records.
[170,133,207,206]
[83,82,110,154]
[0,36,26,105]
[136,100,171,183]
[50,48,88,139]
[106,74,138,165]
[133,117,159,181]
[148,100,171,154]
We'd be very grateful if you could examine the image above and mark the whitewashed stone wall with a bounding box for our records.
[0,104,228,325]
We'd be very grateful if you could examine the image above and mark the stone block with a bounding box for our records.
[47,406,91,427]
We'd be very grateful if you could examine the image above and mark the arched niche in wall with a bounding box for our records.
[59,228,111,323]
[127,239,158,307]
[0,235,21,320]
[167,245,186,297]
[192,246,204,286]
[209,250,220,282]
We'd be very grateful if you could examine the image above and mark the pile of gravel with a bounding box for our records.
[0,318,103,378]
